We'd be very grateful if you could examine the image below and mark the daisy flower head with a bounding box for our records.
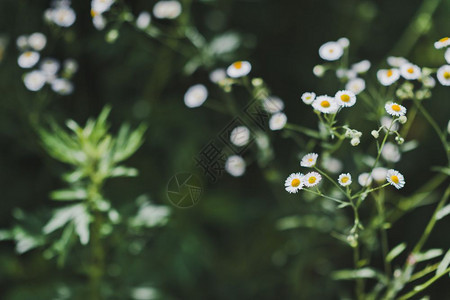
[335,90,356,107]
[352,60,371,73]
[358,172,372,187]
[338,173,352,187]
[312,95,339,114]
[23,70,46,91]
[301,92,316,105]
[385,102,406,117]
[372,167,388,182]
[209,68,226,83]
[422,76,436,88]
[226,61,251,78]
[319,41,344,61]
[136,11,151,29]
[303,172,322,187]
[386,169,405,189]
[225,155,246,177]
[285,173,304,193]
[262,96,284,114]
[300,153,318,168]
[445,48,450,64]
[377,69,400,86]
[434,37,450,49]
[400,63,421,80]
[51,78,74,95]
[230,126,250,147]
[16,35,28,50]
[40,58,60,77]
[153,0,182,19]
[437,65,450,86]
[18,51,40,68]
[51,5,76,27]
[346,77,366,95]
[184,84,208,108]
[269,112,287,131]
[322,157,343,174]
[382,142,401,163]
[387,56,409,68]
[337,37,350,48]
[28,32,47,51]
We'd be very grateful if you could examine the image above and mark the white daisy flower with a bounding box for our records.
[434,37,450,49]
[23,70,46,91]
[300,153,318,168]
[136,11,151,29]
[28,32,47,51]
[385,102,406,117]
[335,90,356,107]
[184,84,208,108]
[284,173,304,193]
[445,48,450,64]
[387,56,409,67]
[386,169,405,189]
[422,76,436,88]
[318,41,344,61]
[400,63,421,80]
[16,35,28,50]
[322,157,343,174]
[225,155,246,177]
[313,65,325,77]
[336,68,357,79]
[301,92,316,105]
[269,112,287,131]
[51,6,76,27]
[346,77,365,95]
[230,126,250,147]
[372,167,388,182]
[381,142,401,163]
[40,58,60,76]
[338,173,352,186]
[226,61,251,78]
[312,95,339,114]
[262,96,284,114]
[18,51,40,68]
[436,65,450,86]
[51,78,74,95]
[381,116,399,132]
[209,68,226,83]
[92,15,106,30]
[358,173,372,187]
[337,37,350,48]
[352,60,371,73]
[303,172,322,187]
[91,0,115,15]
[377,69,400,86]
[153,1,182,19]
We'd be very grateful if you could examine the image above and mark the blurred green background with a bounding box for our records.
[0,0,449,299]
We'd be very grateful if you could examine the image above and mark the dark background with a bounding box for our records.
[0,0,449,299]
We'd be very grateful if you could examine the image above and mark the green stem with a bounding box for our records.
[302,188,348,205]
[397,267,450,300]
[314,167,350,200]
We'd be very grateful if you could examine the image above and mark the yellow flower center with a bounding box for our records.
[24,51,32,57]
[308,177,316,184]
[390,175,399,184]
[291,178,301,187]
[407,67,414,74]
[308,158,313,162]
[329,49,334,53]
[391,104,401,112]
[387,70,393,77]
[444,71,450,79]
[321,100,330,108]
[340,94,350,102]
[233,61,243,69]
[341,177,349,183]
[439,37,449,43]
[91,9,98,17]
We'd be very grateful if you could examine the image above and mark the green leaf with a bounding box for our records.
[436,249,450,276]
[415,249,443,262]
[43,204,84,234]
[50,188,87,201]
[386,243,407,263]
[436,204,450,220]
[332,268,387,284]
[109,166,139,178]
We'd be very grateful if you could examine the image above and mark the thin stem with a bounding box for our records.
[302,188,348,205]
[397,267,450,300]
[314,167,350,200]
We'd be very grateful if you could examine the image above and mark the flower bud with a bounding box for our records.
[371,130,379,138]
[350,137,360,146]
[398,116,407,124]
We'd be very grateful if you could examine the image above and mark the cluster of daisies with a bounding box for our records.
[44,0,76,28]
[17,33,77,94]
[301,89,357,114]
[314,38,368,95]
[285,153,405,194]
